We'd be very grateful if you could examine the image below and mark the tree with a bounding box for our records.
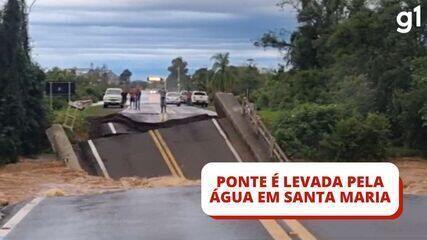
[21,64,48,155]
[230,60,264,96]
[256,0,348,69]
[166,57,189,92]
[396,57,427,154]
[190,57,267,96]
[191,68,211,91]
[210,52,235,92]
[119,69,132,85]
[45,65,121,104]
[0,0,47,163]
[0,0,29,163]
[320,114,391,161]
[255,0,427,160]
[19,0,48,155]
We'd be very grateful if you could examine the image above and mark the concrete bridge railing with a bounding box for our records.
[214,92,289,162]
[46,124,82,171]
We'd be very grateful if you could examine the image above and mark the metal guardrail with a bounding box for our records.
[241,98,290,162]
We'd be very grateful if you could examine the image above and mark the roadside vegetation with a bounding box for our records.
[253,0,427,161]
[166,55,269,104]
[0,0,128,164]
[37,65,129,144]
[1,0,425,164]
[172,0,427,162]
[45,67,126,110]
[0,0,47,164]
[52,105,121,142]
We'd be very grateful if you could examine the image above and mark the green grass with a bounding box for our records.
[83,105,122,118]
[207,104,217,112]
[53,105,122,142]
[258,110,281,130]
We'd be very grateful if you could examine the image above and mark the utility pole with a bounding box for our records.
[49,82,53,109]
[177,65,181,92]
[68,82,71,103]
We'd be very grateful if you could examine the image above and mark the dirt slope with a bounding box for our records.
[393,157,427,196]
[0,155,198,205]
[0,155,425,206]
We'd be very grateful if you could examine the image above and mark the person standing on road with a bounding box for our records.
[129,88,136,110]
[121,89,128,107]
[186,91,192,105]
[159,88,167,114]
[136,87,142,111]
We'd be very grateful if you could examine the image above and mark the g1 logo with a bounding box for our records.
[397,5,421,33]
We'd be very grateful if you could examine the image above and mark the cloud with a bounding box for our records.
[32,0,287,14]
[30,10,241,27]
[23,0,297,79]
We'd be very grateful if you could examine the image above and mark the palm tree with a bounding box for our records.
[210,52,234,92]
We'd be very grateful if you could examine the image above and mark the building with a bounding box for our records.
[147,76,164,83]
[64,66,120,85]
[147,76,165,89]
[69,68,91,76]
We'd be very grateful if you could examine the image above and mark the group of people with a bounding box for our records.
[121,87,143,111]
[120,87,168,113]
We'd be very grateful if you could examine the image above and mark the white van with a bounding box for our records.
[103,88,123,108]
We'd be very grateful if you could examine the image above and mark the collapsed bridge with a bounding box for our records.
[75,92,273,180]
[15,92,427,240]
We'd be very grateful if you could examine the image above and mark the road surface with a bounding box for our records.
[121,92,216,123]
[2,187,427,240]
[79,91,239,180]
[1,187,274,240]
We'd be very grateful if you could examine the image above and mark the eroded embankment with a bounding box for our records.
[87,113,215,139]
[393,157,427,195]
[1,155,426,207]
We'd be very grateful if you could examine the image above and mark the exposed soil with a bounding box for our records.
[0,155,199,205]
[0,155,425,206]
[392,157,427,196]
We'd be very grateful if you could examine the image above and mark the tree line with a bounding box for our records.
[1,0,425,164]
[45,66,132,110]
[0,0,47,164]
[166,0,427,161]
[165,54,267,95]
[254,0,427,160]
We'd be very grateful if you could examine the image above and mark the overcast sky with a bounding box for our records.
[25,0,296,80]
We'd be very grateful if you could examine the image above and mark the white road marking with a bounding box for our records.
[212,119,243,162]
[213,118,315,239]
[108,122,117,134]
[212,120,311,239]
[88,140,111,179]
[0,197,44,238]
[179,107,191,114]
[160,113,168,122]
[168,108,177,114]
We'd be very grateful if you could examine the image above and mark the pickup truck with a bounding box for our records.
[191,91,209,108]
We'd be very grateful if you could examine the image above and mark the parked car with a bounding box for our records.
[191,91,209,107]
[180,91,192,104]
[166,92,181,106]
[103,88,123,108]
